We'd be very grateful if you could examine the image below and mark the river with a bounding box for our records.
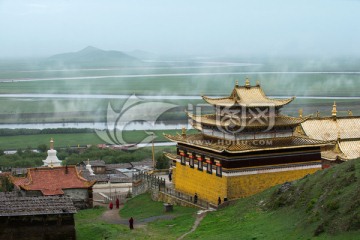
[0,121,191,130]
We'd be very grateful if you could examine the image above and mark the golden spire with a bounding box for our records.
[245,78,250,87]
[332,101,337,118]
[298,108,303,118]
[316,111,320,118]
[235,80,239,87]
[256,80,260,86]
[181,127,187,137]
[348,110,353,116]
[50,138,54,150]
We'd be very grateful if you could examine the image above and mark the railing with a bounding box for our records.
[162,187,210,209]
[93,192,127,204]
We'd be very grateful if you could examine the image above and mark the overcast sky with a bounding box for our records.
[0,0,359,58]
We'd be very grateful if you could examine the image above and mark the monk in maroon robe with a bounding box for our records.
[109,201,113,210]
[129,217,134,229]
[116,198,120,209]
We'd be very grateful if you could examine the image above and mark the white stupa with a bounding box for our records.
[86,159,95,175]
[43,138,62,167]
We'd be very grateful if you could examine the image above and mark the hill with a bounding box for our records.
[187,159,360,239]
[45,46,142,67]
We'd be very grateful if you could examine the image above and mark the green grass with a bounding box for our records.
[0,129,195,149]
[185,159,360,240]
[75,194,197,240]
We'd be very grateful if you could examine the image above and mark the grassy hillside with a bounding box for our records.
[187,159,360,239]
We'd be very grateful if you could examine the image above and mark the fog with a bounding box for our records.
[1,0,360,58]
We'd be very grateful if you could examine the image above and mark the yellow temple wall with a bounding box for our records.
[226,167,320,199]
[173,161,227,204]
[173,161,321,204]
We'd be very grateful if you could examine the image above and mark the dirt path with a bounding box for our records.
[100,205,129,225]
[177,210,208,240]
[99,203,177,228]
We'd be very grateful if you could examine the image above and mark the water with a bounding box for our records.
[0,94,359,100]
[0,121,190,130]
[2,71,360,82]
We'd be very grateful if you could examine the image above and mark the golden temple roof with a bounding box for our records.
[321,139,360,161]
[188,112,308,129]
[163,133,329,154]
[301,116,360,141]
[202,83,294,107]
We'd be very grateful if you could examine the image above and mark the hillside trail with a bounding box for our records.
[98,202,175,228]
[177,210,208,240]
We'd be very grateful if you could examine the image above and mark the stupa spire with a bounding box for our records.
[332,101,337,118]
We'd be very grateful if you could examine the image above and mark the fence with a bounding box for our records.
[93,191,127,204]
[132,171,213,209]
[161,187,212,209]
[132,171,166,196]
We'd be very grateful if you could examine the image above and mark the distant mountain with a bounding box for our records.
[46,46,142,67]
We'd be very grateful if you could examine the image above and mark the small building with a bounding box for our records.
[0,193,76,240]
[78,160,106,174]
[11,166,96,209]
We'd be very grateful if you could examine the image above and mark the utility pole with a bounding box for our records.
[152,133,155,169]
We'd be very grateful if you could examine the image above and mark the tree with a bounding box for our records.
[37,144,48,153]
[0,175,14,192]
[155,154,170,170]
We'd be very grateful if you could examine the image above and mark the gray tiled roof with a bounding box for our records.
[0,195,76,216]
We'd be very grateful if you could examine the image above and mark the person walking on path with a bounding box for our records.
[129,217,134,230]
[194,193,198,204]
[168,171,172,182]
[218,197,221,205]
[109,201,113,210]
[116,198,120,209]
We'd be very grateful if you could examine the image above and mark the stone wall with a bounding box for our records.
[63,188,91,209]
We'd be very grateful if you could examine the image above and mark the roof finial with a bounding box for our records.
[235,80,239,87]
[316,111,320,118]
[337,131,341,141]
[256,80,260,86]
[181,127,187,137]
[245,78,250,87]
[50,138,54,150]
[298,108,303,118]
[348,110,353,116]
[332,101,337,118]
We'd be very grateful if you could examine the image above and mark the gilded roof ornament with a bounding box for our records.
[245,78,250,87]
[316,111,320,117]
[181,127,186,137]
[50,138,54,150]
[348,110,353,116]
[332,101,337,118]
[235,80,239,87]
[256,80,260,86]
[298,108,303,118]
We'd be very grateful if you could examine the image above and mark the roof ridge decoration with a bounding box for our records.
[202,78,295,107]
[332,101,337,118]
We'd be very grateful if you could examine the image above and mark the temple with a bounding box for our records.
[164,79,329,205]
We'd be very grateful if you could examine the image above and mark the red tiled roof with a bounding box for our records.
[12,166,95,196]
